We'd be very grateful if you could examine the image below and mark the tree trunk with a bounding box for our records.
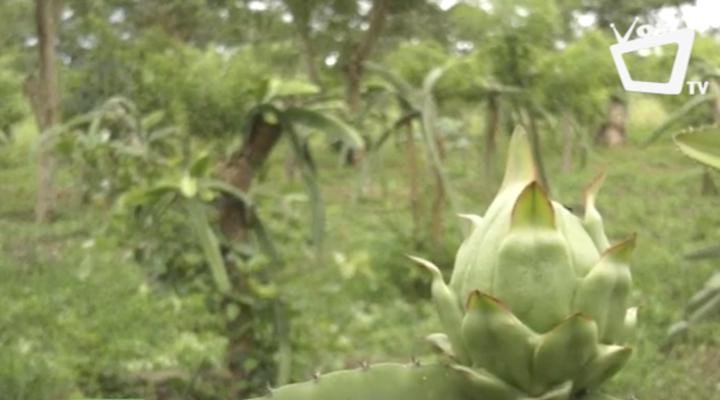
[219,112,283,242]
[298,27,320,86]
[344,0,389,114]
[218,110,283,397]
[341,0,388,166]
[560,113,574,174]
[33,0,62,223]
[23,74,43,130]
[404,120,421,243]
[484,92,500,178]
[597,96,626,146]
[422,94,448,245]
[430,169,445,245]
[285,0,321,86]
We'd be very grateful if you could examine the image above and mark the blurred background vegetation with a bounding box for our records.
[0,0,719,399]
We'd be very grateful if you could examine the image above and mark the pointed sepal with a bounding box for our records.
[511,182,555,229]
[553,203,601,278]
[532,314,598,388]
[575,345,632,391]
[621,307,638,344]
[457,213,484,230]
[501,126,537,191]
[604,234,636,264]
[520,381,573,400]
[582,171,610,252]
[573,236,635,343]
[461,291,537,393]
[575,392,624,400]
[425,333,455,359]
[407,256,468,363]
[449,365,523,400]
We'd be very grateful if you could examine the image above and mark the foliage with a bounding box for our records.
[664,125,720,345]
[2,0,720,399]
[644,37,720,143]
[62,32,270,138]
[673,126,720,170]
[536,31,616,127]
[0,217,224,400]
[0,55,26,139]
[666,272,720,346]
[50,89,366,394]
[50,96,285,394]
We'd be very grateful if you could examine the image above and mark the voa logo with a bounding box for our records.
[609,17,710,96]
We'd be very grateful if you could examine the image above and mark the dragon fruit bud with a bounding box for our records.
[436,127,636,398]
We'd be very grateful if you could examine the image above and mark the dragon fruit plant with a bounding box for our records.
[666,126,720,344]
[249,127,636,400]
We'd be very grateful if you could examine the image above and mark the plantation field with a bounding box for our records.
[3,1,720,398]
[1,115,718,399]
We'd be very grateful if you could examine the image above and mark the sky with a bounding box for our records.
[667,0,720,32]
[436,0,720,33]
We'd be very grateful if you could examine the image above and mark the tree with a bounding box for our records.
[284,0,322,85]
[342,0,389,114]
[31,0,62,222]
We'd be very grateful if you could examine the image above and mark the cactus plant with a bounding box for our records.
[673,125,720,170]
[665,126,720,344]
[249,127,635,400]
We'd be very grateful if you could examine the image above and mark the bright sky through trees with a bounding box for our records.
[436,0,720,33]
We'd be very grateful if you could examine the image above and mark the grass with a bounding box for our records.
[0,126,226,399]
[1,117,719,399]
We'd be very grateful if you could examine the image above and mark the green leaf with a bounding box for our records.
[141,110,166,132]
[644,95,714,145]
[366,62,416,102]
[372,111,420,151]
[180,174,198,198]
[201,179,281,264]
[285,125,325,254]
[185,201,231,294]
[116,182,179,209]
[189,151,212,177]
[263,78,320,102]
[203,179,254,207]
[673,126,720,170]
[283,107,364,149]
